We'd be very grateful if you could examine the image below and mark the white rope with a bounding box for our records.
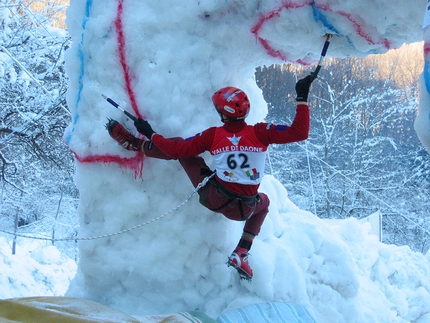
[263,72,427,235]
[305,140,317,215]
[296,140,430,236]
[294,66,318,215]
[0,173,215,242]
[266,146,274,175]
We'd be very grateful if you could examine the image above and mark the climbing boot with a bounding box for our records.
[227,247,253,281]
[106,119,144,152]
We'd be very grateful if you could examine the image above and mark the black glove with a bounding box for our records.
[134,118,156,139]
[295,75,313,102]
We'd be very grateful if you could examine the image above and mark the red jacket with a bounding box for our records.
[152,103,310,196]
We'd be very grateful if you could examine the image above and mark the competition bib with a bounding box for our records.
[210,126,267,185]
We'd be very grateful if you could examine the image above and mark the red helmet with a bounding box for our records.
[212,86,250,121]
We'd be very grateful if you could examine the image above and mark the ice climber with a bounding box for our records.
[106,75,313,280]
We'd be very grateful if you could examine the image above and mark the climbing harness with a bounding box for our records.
[0,173,215,242]
[3,36,334,244]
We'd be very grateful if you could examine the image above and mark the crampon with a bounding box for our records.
[227,247,253,281]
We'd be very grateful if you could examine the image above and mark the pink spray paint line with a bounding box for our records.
[251,1,391,63]
[115,0,143,120]
[251,1,313,64]
[424,42,430,57]
[316,3,391,50]
[75,0,394,175]
[73,152,145,178]
[72,0,146,177]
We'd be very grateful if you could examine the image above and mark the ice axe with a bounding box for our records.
[102,94,137,121]
[310,34,332,81]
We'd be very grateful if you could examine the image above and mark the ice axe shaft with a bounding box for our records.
[311,34,332,81]
[102,94,137,121]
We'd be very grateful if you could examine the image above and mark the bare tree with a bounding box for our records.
[256,46,429,252]
[0,0,76,239]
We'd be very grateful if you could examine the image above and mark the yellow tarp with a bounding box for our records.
[0,297,140,323]
[0,297,218,323]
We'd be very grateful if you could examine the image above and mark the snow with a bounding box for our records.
[2,182,430,321]
[2,0,430,322]
[0,236,76,299]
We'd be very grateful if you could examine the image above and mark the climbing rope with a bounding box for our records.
[294,66,318,216]
[0,173,215,242]
[295,140,430,236]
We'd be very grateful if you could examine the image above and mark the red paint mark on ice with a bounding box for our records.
[251,1,312,64]
[317,3,391,50]
[72,0,146,177]
[251,1,391,63]
[424,42,430,57]
[115,0,143,119]
[73,151,145,178]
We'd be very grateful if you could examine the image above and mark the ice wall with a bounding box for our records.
[416,5,430,151]
[63,0,427,320]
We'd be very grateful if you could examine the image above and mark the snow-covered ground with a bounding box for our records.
[2,0,430,322]
[0,236,76,299]
[1,178,430,321]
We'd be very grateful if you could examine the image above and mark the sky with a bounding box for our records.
[2,0,430,322]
